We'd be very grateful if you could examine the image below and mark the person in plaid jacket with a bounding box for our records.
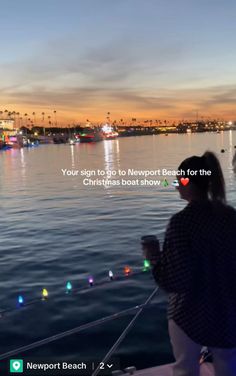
[145,151,236,376]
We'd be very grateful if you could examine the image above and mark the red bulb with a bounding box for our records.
[124,266,132,275]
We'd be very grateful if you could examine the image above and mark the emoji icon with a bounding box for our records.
[162,179,169,187]
[172,179,179,187]
[180,177,190,186]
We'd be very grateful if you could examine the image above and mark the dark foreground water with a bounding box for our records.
[0,132,236,372]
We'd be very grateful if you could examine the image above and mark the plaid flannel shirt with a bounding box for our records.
[153,200,236,348]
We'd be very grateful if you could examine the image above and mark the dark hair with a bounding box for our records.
[178,151,226,203]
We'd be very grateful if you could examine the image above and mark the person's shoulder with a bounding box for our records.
[224,202,236,213]
[212,201,236,216]
[169,201,236,225]
[169,201,214,226]
[169,205,191,227]
[221,203,236,222]
[197,201,236,224]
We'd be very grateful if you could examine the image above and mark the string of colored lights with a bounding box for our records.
[0,296,160,361]
[0,260,152,319]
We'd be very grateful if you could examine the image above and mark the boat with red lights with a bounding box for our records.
[78,127,104,143]
[102,124,119,140]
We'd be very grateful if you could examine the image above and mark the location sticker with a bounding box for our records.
[10,359,23,373]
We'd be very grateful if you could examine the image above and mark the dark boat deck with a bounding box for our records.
[130,362,214,375]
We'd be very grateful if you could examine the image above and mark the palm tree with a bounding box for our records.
[16,112,20,130]
[42,112,45,136]
[53,110,57,126]
[24,113,28,127]
[106,111,111,123]
[32,112,36,124]
[48,116,51,128]
[10,111,16,129]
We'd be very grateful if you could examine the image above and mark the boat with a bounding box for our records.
[68,136,80,145]
[102,124,119,140]
[117,362,214,375]
[0,140,12,151]
[90,286,215,376]
[0,133,23,149]
[0,265,215,376]
[23,136,39,147]
[8,134,24,148]
[68,138,76,145]
[78,127,104,143]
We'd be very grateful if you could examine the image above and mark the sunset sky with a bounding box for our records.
[1,0,236,124]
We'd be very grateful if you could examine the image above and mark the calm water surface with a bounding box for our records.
[0,132,236,370]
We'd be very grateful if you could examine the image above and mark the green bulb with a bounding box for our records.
[143,259,151,270]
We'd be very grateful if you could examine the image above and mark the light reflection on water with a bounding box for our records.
[0,132,236,369]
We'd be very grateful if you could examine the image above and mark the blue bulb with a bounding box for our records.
[66,281,72,291]
[18,295,24,305]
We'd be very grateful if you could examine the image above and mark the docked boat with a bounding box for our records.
[68,138,76,145]
[0,140,12,150]
[0,133,23,149]
[78,127,104,143]
[8,134,24,148]
[23,136,39,147]
[68,135,80,145]
[102,124,119,140]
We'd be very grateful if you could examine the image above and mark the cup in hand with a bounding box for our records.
[141,235,160,266]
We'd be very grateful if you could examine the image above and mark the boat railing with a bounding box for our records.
[91,287,159,376]
[0,286,159,364]
[0,269,211,376]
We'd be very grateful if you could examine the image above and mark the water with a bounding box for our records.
[0,132,236,371]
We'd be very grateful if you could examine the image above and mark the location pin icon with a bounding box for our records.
[10,359,23,373]
[13,361,20,371]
